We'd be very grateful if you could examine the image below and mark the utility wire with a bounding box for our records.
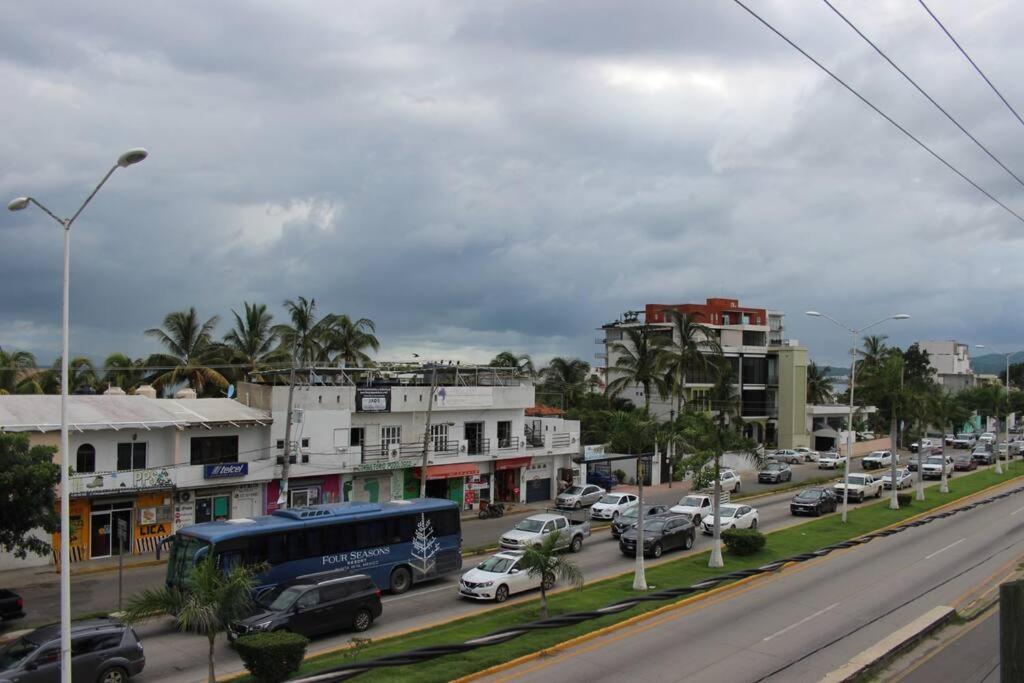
[730,0,1024,225]
[820,0,1024,190]
[918,0,1024,131]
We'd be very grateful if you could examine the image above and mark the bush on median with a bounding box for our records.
[896,492,914,507]
[721,528,766,556]
[234,631,310,683]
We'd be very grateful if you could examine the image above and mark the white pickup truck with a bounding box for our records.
[499,511,590,553]
[669,494,715,524]
[818,451,845,469]
[833,473,883,502]
[862,450,898,469]
[921,455,954,480]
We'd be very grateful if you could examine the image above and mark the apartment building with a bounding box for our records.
[918,340,975,392]
[600,297,808,449]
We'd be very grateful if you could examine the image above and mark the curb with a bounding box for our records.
[71,558,166,577]
[821,606,956,683]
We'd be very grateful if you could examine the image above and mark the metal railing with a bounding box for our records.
[497,435,520,450]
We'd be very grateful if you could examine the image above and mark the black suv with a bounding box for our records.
[0,617,144,683]
[230,574,382,639]
[619,515,696,558]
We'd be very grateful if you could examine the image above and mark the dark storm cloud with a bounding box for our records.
[2,0,1024,369]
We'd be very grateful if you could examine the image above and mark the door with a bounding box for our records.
[663,519,682,550]
[290,589,325,636]
[525,478,550,503]
[91,509,112,558]
[465,422,484,454]
[20,643,61,683]
[507,559,535,595]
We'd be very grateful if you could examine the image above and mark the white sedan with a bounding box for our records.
[881,467,913,490]
[794,447,819,462]
[458,551,550,603]
[700,503,759,535]
[589,493,639,520]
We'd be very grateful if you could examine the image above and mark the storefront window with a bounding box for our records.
[195,495,231,523]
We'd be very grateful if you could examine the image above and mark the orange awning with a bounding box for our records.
[494,457,532,471]
[414,463,481,480]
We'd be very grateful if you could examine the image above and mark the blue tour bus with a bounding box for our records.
[162,498,462,594]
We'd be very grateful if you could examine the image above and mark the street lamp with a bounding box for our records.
[805,311,910,521]
[975,345,1009,475]
[8,148,148,683]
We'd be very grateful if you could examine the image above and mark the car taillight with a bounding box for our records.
[375,589,382,598]
[16,598,23,609]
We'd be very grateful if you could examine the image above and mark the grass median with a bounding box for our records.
[253,461,1024,683]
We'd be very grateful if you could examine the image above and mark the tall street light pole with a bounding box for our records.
[806,311,910,522]
[8,148,148,683]
[975,345,1009,475]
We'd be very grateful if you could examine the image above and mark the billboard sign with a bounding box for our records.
[356,387,391,413]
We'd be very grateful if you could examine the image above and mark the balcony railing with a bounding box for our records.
[497,435,520,450]
[551,432,571,448]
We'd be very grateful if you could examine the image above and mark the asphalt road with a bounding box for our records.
[895,607,999,683]
[475,474,1024,682]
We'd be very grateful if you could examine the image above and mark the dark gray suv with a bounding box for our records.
[0,617,144,683]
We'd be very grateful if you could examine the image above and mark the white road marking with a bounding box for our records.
[383,584,456,602]
[762,602,840,641]
[924,538,966,560]
[1011,506,1024,516]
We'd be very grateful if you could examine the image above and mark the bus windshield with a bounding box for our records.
[166,534,210,587]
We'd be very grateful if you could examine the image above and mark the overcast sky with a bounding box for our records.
[3,0,1023,371]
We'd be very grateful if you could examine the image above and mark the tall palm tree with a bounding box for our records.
[518,531,584,619]
[145,308,228,395]
[606,327,668,413]
[223,302,286,376]
[38,356,99,394]
[102,353,143,392]
[272,297,333,366]
[323,314,380,367]
[861,353,911,506]
[0,347,41,395]
[489,351,536,376]
[858,334,890,376]
[123,556,255,683]
[540,357,591,409]
[806,361,835,405]
[660,311,722,417]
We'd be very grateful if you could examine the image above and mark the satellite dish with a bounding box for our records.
[227,385,236,399]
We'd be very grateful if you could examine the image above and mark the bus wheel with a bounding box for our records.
[389,566,413,594]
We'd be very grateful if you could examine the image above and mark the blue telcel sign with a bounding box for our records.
[203,462,249,479]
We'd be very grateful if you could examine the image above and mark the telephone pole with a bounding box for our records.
[280,361,298,509]
[419,364,440,499]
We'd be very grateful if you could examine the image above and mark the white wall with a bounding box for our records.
[0,528,52,571]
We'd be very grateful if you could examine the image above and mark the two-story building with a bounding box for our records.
[235,363,581,512]
[0,392,271,566]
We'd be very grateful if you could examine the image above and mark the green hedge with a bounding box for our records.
[896,492,914,507]
[234,631,310,683]
[721,528,766,555]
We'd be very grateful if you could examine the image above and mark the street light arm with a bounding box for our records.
[859,315,901,334]
[67,164,119,227]
[813,312,855,334]
[26,198,66,226]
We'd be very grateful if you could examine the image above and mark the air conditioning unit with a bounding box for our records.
[459,440,469,454]
[175,491,192,504]
[387,444,401,458]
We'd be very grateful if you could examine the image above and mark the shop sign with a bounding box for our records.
[203,463,248,479]
[434,386,493,409]
[583,445,605,461]
[173,502,195,531]
[71,467,174,495]
[356,387,391,413]
[466,475,489,491]
[354,458,415,472]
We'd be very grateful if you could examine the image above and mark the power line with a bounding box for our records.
[820,0,1024,190]
[918,0,1024,131]
[730,0,1024,225]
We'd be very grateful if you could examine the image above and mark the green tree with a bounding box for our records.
[123,556,256,683]
[323,314,380,367]
[0,433,59,558]
[858,334,891,376]
[272,297,333,366]
[539,357,591,409]
[145,308,229,396]
[518,531,584,619]
[999,362,1024,389]
[39,356,99,394]
[223,302,287,378]
[806,361,835,405]
[0,347,42,394]
[901,343,936,386]
[489,351,535,376]
[861,353,916,504]
[606,327,668,413]
[102,353,143,392]
[607,410,656,457]
[659,311,722,416]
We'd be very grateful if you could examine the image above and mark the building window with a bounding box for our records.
[195,494,231,523]
[381,426,401,456]
[350,427,364,447]
[276,439,285,450]
[116,443,147,471]
[76,444,96,473]
[431,423,449,452]
[301,438,309,448]
[190,435,239,466]
[498,421,512,448]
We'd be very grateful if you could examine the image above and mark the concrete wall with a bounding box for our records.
[776,346,809,449]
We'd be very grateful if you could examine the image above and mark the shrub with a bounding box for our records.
[234,631,310,683]
[896,493,913,507]
[721,528,766,556]
[613,469,627,484]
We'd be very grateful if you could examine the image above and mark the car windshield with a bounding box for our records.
[563,487,583,496]
[598,495,622,504]
[620,506,641,519]
[926,456,944,465]
[515,519,546,532]
[269,585,308,612]
[795,490,821,500]
[764,463,782,471]
[870,452,887,457]
[0,636,40,670]
[477,556,516,573]
[717,507,740,518]
[679,496,704,507]
[847,475,866,485]
[643,521,666,532]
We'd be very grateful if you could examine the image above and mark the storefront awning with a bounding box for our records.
[414,463,481,480]
[494,457,532,471]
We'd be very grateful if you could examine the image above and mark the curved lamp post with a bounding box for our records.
[8,148,147,683]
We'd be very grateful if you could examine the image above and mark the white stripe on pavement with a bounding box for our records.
[1011,506,1024,516]
[924,538,966,560]
[383,584,456,602]
[762,602,840,641]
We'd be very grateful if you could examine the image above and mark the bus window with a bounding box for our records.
[323,524,354,555]
[355,521,386,550]
[384,516,415,544]
[287,529,323,561]
[426,509,459,537]
[267,533,287,564]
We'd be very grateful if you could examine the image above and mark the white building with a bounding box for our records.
[918,340,975,392]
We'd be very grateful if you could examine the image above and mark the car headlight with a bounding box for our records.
[476,581,494,588]
[254,620,273,631]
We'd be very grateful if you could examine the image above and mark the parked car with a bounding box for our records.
[789,488,838,516]
[586,470,618,491]
[881,467,913,490]
[862,450,898,469]
[978,432,996,445]
[857,431,875,441]
[953,453,978,471]
[700,504,759,534]
[619,515,696,558]
[971,447,995,466]
[952,433,977,449]
[610,504,670,539]
[921,455,955,480]
[773,449,803,465]
[458,551,552,603]
[0,617,144,683]
[818,451,845,469]
[499,512,590,552]
[758,462,793,483]
[231,574,381,639]
[589,493,638,520]
[909,439,933,453]
[669,494,714,524]
[1010,439,1024,456]
[944,433,956,445]
[0,589,24,621]
[794,447,820,462]
[555,484,605,509]
[833,473,882,502]
[718,468,742,493]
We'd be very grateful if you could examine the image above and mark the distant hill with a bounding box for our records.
[972,352,1024,375]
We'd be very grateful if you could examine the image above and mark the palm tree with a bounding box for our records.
[607,409,656,457]
[272,297,333,366]
[540,357,591,409]
[858,334,890,376]
[323,314,380,367]
[660,311,722,417]
[144,308,228,395]
[123,556,255,683]
[0,347,41,395]
[861,353,911,506]
[606,327,668,413]
[806,361,835,405]
[489,351,536,376]
[102,353,143,392]
[518,531,584,619]
[223,302,286,377]
[37,356,99,394]
[929,390,972,493]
